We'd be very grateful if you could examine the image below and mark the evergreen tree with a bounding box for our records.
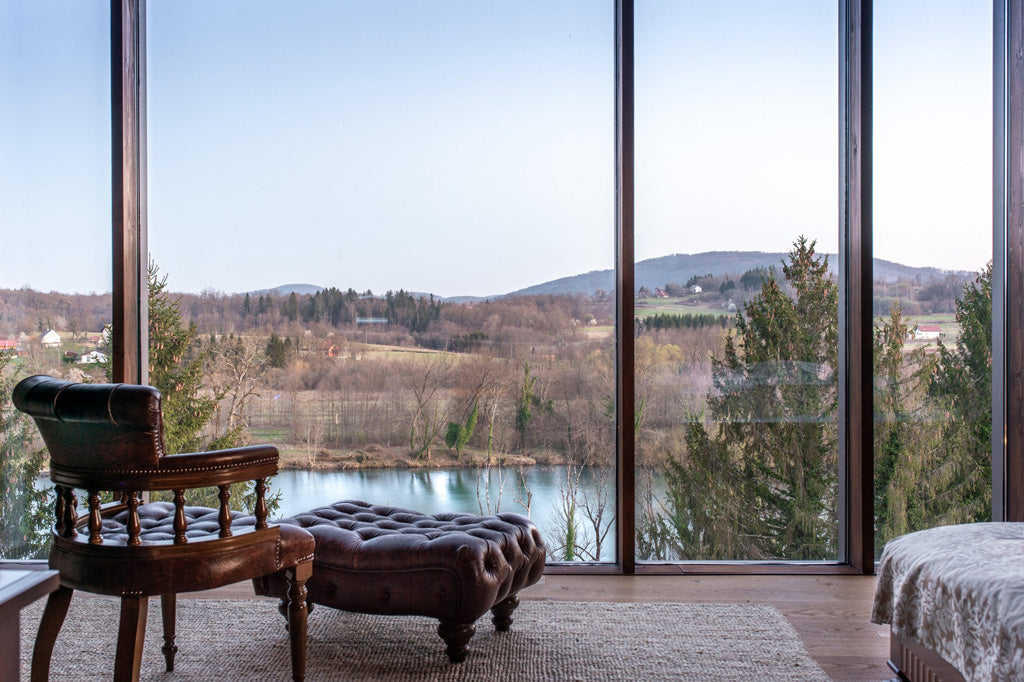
[873,302,932,549]
[266,333,289,369]
[926,264,993,524]
[651,238,839,560]
[0,352,52,559]
[148,262,237,454]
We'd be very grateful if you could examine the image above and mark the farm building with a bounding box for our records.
[76,350,108,364]
[40,329,61,347]
[913,324,942,340]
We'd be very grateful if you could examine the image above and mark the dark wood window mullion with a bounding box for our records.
[111,0,148,385]
[615,0,636,574]
[839,0,873,572]
[1002,0,1024,521]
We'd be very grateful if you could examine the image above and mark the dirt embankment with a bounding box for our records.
[276,444,569,471]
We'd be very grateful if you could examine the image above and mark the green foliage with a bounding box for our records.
[739,267,773,291]
[266,333,292,369]
[924,264,993,525]
[872,302,933,549]
[516,362,536,448]
[0,352,53,559]
[640,312,727,332]
[648,237,839,560]
[444,403,478,461]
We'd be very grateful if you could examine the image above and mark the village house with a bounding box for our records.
[913,324,942,341]
[39,329,61,347]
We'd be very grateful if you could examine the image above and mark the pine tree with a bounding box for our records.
[0,352,52,559]
[926,264,992,524]
[873,302,933,549]
[651,238,839,560]
[148,262,237,454]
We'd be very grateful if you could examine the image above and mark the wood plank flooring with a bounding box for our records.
[198,573,891,681]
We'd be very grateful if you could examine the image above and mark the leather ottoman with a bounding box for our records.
[253,500,545,662]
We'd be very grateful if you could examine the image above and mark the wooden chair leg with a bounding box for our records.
[161,594,178,671]
[114,596,149,682]
[31,585,73,682]
[285,562,312,682]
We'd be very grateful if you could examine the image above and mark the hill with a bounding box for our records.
[507,252,964,297]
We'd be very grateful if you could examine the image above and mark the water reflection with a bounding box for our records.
[270,465,615,561]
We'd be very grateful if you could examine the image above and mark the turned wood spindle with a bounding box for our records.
[173,489,188,544]
[54,485,66,536]
[88,491,103,544]
[62,488,78,538]
[218,485,232,538]
[255,478,268,530]
[126,492,142,546]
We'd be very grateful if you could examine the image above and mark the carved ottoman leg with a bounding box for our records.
[491,594,520,632]
[161,593,178,671]
[437,621,475,663]
[286,562,312,682]
[31,586,73,682]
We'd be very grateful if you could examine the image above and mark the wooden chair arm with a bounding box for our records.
[157,445,279,488]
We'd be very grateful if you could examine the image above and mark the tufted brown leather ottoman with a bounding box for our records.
[253,500,545,662]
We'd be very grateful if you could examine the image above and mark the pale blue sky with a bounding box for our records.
[1,1,993,297]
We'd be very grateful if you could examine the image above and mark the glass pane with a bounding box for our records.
[873,1,993,558]
[148,1,614,561]
[634,1,840,561]
[0,1,111,559]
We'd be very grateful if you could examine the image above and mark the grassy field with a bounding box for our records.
[634,297,730,318]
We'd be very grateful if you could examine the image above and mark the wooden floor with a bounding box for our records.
[200,573,892,681]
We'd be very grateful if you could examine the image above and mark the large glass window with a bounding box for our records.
[872,0,993,557]
[0,0,111,559]
[633,1,840,562]
[147,1,614,561]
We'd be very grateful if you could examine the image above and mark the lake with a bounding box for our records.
[270,465,617,562]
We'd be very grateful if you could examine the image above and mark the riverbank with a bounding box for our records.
[276,444,569,471]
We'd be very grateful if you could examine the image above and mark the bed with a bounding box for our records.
[872,522,1024,681]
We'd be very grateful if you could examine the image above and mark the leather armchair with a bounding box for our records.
[13,375,315,681]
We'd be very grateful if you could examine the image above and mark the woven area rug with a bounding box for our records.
[19,597,828,681]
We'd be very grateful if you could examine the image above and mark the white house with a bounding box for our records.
[76,350,108,364]
[913,324,942,341]
[690,285,703,294]
[40,329,61,347]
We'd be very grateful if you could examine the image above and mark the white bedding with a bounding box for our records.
[872,522,1024,681]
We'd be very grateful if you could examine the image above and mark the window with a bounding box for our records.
[873,0,994,556]
[147,1,614,562]
[0,0,111,560]
[633,1,840,562]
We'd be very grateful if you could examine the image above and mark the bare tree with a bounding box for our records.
[206,335,266,436]
[406,355,454,462]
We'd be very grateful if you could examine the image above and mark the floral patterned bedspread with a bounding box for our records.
[872,522,1024,681]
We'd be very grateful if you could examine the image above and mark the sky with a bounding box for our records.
[0,1,993,298]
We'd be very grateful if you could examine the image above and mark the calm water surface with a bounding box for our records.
[270,465,616,561]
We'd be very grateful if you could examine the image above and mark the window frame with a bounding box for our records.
[106,0,1018,574]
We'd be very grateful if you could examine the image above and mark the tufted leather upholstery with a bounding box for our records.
[255,500,545,662]
[13,375,315,681]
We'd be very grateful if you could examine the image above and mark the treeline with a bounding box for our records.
[639,313,729,331]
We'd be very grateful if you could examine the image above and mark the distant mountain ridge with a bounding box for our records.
[256,252,966,301]
[508,251,964,297]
